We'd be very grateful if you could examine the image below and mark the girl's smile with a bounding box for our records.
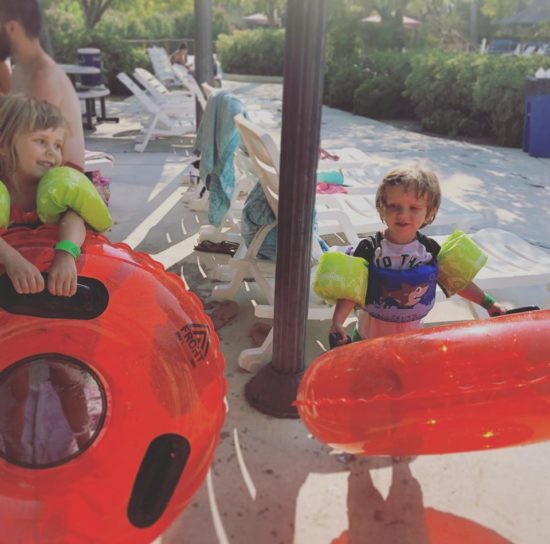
[14,127,65,184]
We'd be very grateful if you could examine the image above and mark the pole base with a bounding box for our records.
[244,363,304,419]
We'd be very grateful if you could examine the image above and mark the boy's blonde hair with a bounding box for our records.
[0,93,69,176]
[375,166,441,228]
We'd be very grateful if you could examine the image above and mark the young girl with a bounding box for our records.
[0,93,85,297]
[329,166,506,345]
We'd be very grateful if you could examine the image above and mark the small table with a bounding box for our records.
[60,64,119,130]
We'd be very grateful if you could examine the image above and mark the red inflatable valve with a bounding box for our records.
[0,225,226,543]
[296,309,550,456]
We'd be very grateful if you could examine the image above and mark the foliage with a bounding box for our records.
[174,7,231,45]
[324,59,366,112]
[45,5,150,94]
[216,29,285,75]
[325,0,363,66]
[405,51,490,136]
[473,55,550,146]
[79,0,115,30]
[353,51,415,118]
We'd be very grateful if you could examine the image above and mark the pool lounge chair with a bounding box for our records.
[116,72,196,152]
[132,67,195,107]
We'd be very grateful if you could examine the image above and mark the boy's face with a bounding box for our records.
[381,186,431,244]
[14,127,65,184]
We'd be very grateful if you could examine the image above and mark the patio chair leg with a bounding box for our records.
[135,113,160,152]
[238,328,273,372]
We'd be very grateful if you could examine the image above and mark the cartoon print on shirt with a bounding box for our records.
[381,282,430,308]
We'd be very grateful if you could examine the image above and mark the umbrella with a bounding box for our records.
[361,14,421,28]
[243,12,270,25]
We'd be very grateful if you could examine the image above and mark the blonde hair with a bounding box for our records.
[375,166,442,228]
[0,93,69,177]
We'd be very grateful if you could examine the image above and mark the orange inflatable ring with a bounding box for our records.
[296,309,550,456]
[0,225,226,543]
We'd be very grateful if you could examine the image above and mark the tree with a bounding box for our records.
[80,0,116,30]
[214,0,286,25]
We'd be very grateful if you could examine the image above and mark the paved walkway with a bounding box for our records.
[87,82,550,544]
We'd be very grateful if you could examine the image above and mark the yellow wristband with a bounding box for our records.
[54,240,81,260]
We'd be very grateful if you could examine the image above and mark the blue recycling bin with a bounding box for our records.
[77,48,102,87]
[523,77,550,158]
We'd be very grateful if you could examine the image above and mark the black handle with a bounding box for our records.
[0,273,109,320]
[503,305,540,315]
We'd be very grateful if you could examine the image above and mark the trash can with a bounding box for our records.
[523,77,550,158]
[77,47,102,87]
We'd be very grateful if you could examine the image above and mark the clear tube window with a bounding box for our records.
[0,354,106,468]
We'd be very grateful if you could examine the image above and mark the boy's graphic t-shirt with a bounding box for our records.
[353,232,440,339]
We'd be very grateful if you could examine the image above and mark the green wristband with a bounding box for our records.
[481,293,496,310]
[54,240,81,260]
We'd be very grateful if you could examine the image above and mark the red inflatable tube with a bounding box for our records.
[0,225,226,543]
[296,309,550,456]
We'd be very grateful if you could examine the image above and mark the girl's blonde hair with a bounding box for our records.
[375,166,442,228]
[0,93,69,176]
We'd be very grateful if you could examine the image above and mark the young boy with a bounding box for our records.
[329,166,506,346]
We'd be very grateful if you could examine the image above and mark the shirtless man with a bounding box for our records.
[0,0,85,171]
[0,59,11,94]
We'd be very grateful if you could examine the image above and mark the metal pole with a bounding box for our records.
[245,0,329,418]
[194,0,213,126]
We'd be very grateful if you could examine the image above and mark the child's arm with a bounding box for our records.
[329,298,356,345]
[48,210,86,297]
[0,236,45,294]
[457,282,506,316]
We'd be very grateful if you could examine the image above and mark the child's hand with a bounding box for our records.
[487,302,506,317]
[48,251,78,296]
[329,323,351,347]
[5,253,45,294]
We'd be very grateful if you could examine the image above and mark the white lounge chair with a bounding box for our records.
[116,72,196,152]
[84,150,114,172]
[132,67,193,106]
[147,46,181,87]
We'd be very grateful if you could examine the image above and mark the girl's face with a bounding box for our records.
[14,127,65,184]
[381,185,431,244]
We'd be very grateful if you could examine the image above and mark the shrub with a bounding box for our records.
[216,29,285,76]
[353,51,415,119]
[324,59,365,112]
[405,52,490,137]
[473,55,550,146]
[46,7,150,94]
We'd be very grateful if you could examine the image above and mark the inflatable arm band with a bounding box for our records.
[437,231,487,297]
[0,181,9,231]
[37,167,112,232]
[313,251,368,305]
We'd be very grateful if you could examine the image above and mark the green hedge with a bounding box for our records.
[216,29,285,76]
[324,59,365,112]
[472,55,550,146]
[405,52,550,145]
[404,52,490,137]
[45,8,151,94]
[353,51,415,119]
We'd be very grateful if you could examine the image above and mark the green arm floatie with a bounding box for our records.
[0,181,10,231]
[437,231,488,297]
[313,251,368,305]
[37,166,112,232]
